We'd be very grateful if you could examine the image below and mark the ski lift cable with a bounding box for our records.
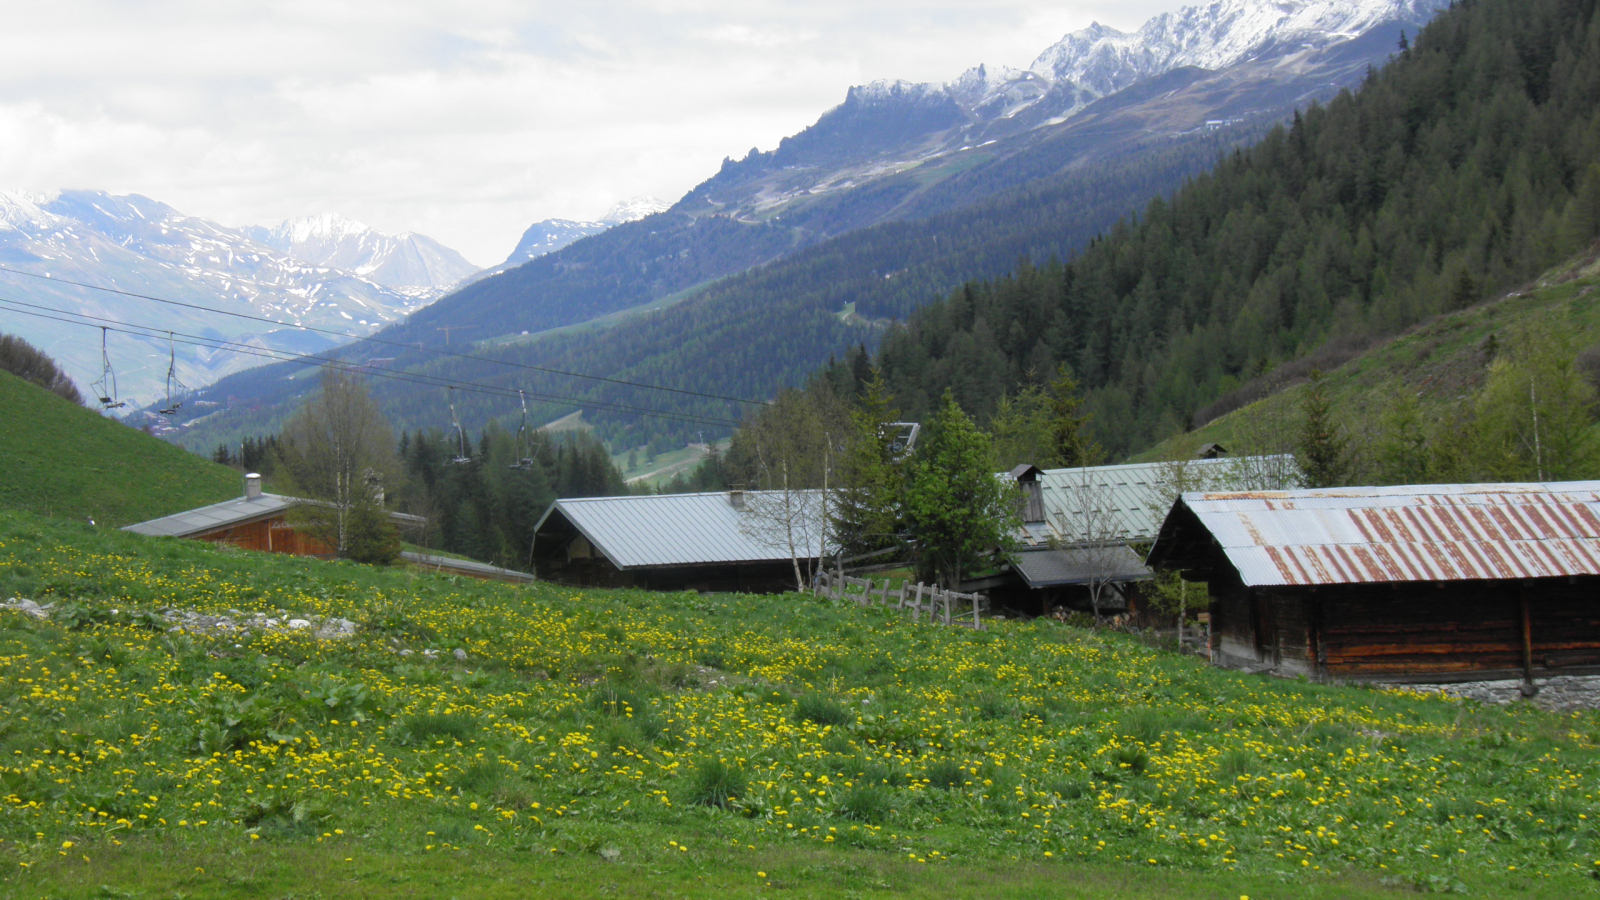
[0,296,742,427]
[0,263,771,407]
[0,298,743,429]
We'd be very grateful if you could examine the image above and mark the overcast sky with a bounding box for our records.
[0,0,1181,267]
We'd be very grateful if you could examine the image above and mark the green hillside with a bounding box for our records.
[0,508,1596,897]
[1138,245,1600,472]
[0,370,241,526]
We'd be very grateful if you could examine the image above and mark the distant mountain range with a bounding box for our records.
[246,213,478,291]
[173,0,1449,453]
[0,190,475,410]
[469,198,671,283]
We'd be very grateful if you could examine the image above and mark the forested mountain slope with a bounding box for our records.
[856,0,1600,459]
[1127,244,1600,483]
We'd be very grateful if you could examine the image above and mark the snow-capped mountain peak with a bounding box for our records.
[835,0,1447,136]
[601,197,670,224]
[0,190,65,233]
[275,213,377,246]
[251,213,478,290]
[1030,0,1445,99]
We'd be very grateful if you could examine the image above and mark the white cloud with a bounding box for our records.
[0,0,1182,266]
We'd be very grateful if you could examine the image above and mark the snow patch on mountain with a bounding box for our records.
[601,197,670,224]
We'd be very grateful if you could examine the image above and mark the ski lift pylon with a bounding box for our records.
[90,327,126,410]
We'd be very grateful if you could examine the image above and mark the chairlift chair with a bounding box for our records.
[157,332,189,416]
[90,327,126,410]
[509,390,537,470]
[883,422,921,460]
[446,388,474,465]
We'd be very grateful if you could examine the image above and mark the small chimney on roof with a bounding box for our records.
[244,473,262,500]
[728,485,746,510]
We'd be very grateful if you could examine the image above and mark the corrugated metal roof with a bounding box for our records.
[401,551,537,584]
[1019,455,1300,546]
[1012,545,1151,587]
[1162,481,1600,587]
[124,495,426,539]
[122,493,301,538]
[537,490,832,569]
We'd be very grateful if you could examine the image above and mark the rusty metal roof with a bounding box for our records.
[1153,481,1600,586]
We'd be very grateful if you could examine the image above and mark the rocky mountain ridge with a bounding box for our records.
[0,190,475,409]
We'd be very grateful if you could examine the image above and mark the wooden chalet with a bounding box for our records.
[1146,482,1600,686]
[123,474,424,558]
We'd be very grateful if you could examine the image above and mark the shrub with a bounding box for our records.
[1107,744,1149,776]
[1216,748,1257,781]
[1118,710,1164,744]
[974,692,1013,721]
[686,759,746,809]
[400,713,477,744]
[837,785,893,822]
[923,760,966,790]
[855,761,909,788]
[1046,778,1091,800]
[795,694,852,727]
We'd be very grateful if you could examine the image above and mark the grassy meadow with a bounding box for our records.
[0,372,240,527]
[0,509,1597,897]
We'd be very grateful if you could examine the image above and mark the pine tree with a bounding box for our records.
[1047,366,1104,467]
[1373,390,1430,485]
[902,390,1019,587]
[1298,371,1349,488]
[831,370,902,557]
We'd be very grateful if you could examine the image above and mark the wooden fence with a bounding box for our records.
[815,571,986,630]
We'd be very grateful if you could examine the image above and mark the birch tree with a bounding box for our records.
[1048,465,1129,621]
[277,369,400,560]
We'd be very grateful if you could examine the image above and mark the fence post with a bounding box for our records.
[972,593,982,630]
[912,583,923,622]
[943,591,952,626]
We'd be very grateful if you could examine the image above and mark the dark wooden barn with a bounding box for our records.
[1146,482,1600,687]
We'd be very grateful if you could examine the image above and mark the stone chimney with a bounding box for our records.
[728,486,746,510]
[244,473,263,500]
